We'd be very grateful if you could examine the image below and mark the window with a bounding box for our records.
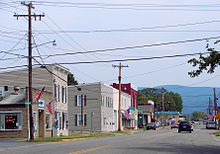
[76,114,87,126]
[62,87,67,103]
[103,117,106,126]
[75,95,86,106]
[46,114,52,129]
[54,84,57,101]
[0,112,22,130]
[58,85,60,102]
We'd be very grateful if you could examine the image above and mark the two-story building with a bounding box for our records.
[0,64,69,136]
[68,82,132,132]
[112,83,138,129]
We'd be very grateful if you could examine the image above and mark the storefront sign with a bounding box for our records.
[38,99,45,109]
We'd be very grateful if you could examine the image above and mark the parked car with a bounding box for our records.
[146,122,156,130]
[206,121,216,129]
[155,122,160,128]
[171,123,179,129]
[178,121,192,133]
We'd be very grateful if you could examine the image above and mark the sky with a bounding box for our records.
[1,0,220,90]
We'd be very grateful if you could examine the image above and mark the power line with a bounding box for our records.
[38,35,220,59]
[32,51,216,65]
[35,20,220,34]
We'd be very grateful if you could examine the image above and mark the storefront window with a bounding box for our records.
[0,112,22,130]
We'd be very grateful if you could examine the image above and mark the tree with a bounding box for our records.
[188,40,220,77]
[67,73,78,86]
[138,88,183,113]
[191,111,206,121]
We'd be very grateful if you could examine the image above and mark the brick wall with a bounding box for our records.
[0,105,29,139]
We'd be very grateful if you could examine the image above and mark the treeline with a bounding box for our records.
[138,88,183,113]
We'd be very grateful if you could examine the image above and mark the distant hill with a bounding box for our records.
[138,85,220,114]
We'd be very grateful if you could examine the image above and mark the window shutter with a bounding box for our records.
[84,95,87,106]
[75,114,77,126]
[75,95,77,106]
[84,114,87,126]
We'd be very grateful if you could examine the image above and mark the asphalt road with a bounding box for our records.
[0,124,219,154]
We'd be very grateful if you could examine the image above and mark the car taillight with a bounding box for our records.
[189,125,192,128]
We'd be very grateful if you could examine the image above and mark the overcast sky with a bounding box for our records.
[1,0,220,89]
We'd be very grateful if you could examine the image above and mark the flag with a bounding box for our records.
[34,87,45,102]
[127,108,130,114]
[124,110,129,120]
[46,103,53,115]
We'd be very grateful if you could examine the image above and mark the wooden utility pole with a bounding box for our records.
[214,88,217,123]
[162,92,165,124]
[112,63,128,131]
[14,2,44,140]
[81,95,83,133]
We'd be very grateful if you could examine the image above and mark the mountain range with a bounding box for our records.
[138,85,220,114]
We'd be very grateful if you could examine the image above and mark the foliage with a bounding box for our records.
[188,40,220,77]
[138,88,183,113]
[67,73,78,86]
[191,111,206,121]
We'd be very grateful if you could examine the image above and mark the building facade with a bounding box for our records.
[0,64,69,136]
[0,88,53,139]
[68,82,132,132]
[112,83,138,129]
[155,111,180,124]
[138,100,155,128]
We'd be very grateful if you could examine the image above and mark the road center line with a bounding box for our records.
[69,144,115,154]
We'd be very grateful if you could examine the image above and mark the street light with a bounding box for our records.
[32,40,56,48]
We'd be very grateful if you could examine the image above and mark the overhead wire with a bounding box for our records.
[38,35,220,59]
[35,20,220,34]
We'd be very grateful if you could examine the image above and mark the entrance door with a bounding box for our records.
[38,110,44,137]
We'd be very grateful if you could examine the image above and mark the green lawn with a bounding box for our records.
[111,130,132,135]
[213,131,220,136]
[28,132,114,142]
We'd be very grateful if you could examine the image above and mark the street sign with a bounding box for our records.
[216,112,220,120]
[25,102,43,105]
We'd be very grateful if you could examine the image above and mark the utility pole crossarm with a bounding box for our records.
[14,2,44,140]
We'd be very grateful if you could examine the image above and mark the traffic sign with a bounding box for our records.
[25,102,43,105]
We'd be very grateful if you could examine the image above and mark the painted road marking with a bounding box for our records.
[69,144,115,154]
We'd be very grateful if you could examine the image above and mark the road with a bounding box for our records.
[0,124,219,154]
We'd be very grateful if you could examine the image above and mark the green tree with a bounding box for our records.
[67,73,78,86]
[191,111,206,121]
[188,40,220,77]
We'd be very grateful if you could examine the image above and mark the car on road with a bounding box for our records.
[171,123,179,129]
[146,122,156,130]
[178,121,192,133]
[206,121,216,129]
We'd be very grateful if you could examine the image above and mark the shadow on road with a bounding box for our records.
[123,143,220,154]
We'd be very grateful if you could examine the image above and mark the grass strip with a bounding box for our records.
[28,132,114,142]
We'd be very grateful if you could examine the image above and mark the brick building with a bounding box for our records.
[112,83,138,129]
[0,64,69,136]
[0,88,53,139]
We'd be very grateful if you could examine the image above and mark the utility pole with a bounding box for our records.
[162,92,165,124]
[14,2,45,140]
[81,95,83,133]
[112,63,128,131]
[214,88,217,123]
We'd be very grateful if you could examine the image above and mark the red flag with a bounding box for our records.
[34,87,45,102]
[46,104,53,115]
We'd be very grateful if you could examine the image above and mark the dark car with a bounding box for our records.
[178,121,192,133]
[146,122,156,130]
